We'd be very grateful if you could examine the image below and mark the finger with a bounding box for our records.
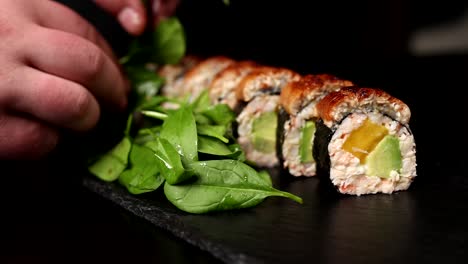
[93,0,146,35]
[2,66,101,132]
[34,0,117,62]
[0,114,59,160]
[23,26,128,111]
[152,0,180,26]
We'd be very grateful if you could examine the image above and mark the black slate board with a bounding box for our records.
[81,55,468,264]
[82,163,468,264]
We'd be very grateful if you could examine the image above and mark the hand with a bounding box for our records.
[0,0,128,159]
[93,0,180,35]
[151,0,181,26]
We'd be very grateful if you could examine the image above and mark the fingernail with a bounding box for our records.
[118,7,142,33]
[152,0,161,14]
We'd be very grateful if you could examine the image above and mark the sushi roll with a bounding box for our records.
[236,67,301,168]
[314,87,417,195]
[158,55,201,98]
[180,56,236,101]
[209,60,259,110]
[278,74,353,177]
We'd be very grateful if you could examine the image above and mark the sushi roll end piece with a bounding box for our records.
[315,87,417,195]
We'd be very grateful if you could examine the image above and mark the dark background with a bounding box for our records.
[54,0,468,84]
[2,1,468,263]
[54,0,468,60]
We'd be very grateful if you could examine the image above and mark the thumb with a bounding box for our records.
[93,0,147,35]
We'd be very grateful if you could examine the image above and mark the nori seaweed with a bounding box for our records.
[313,119,343,194]
[313,120,333,176]
[231,120,239,139]
[276,108,289,168]
[259,87,282,95]
[233,101,247,117]
[232,101,247,139]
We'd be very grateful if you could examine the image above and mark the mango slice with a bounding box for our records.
[342,119,388,163]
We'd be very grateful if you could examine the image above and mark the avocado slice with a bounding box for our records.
[299,121,316,163]
[365,135,402,178]
[251,111,278,153]
[342,119,389,163]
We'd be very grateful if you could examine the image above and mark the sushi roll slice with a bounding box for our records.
[315,87,417,195]
[236,67,301,168]
[181,56,236,101]
[158,55,201,98]
[278,74,353,177]
[209,60,259,110]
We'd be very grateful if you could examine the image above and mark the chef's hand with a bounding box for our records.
[0,0,180,159]
[0,0,128,159]
[93,0,180,35]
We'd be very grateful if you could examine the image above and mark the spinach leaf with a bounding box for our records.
[118,144,164,194]
[160,105,198,164]
[227,144,245,161]
[141,110,168,121]
[119,38,148,66]
[126,66,164,100]
[88,137,132,182]
[197,124,229,143]
[258,170,273,187]
[198,137,245,160]
[146,138,192,185]
[152,17,186,64]
[120,17,186,66]
[136,96,167,111]
[137,126,161,137]
[124,114,133,136]
[133,126,161,145]
[201,104,236,126]
[198,136,234,156]
[164,160,302,214]
[191,90,211,113]
[194,113,212,125]
[133,134,156,146]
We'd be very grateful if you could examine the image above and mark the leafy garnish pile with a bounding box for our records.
[87,17,302,214]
